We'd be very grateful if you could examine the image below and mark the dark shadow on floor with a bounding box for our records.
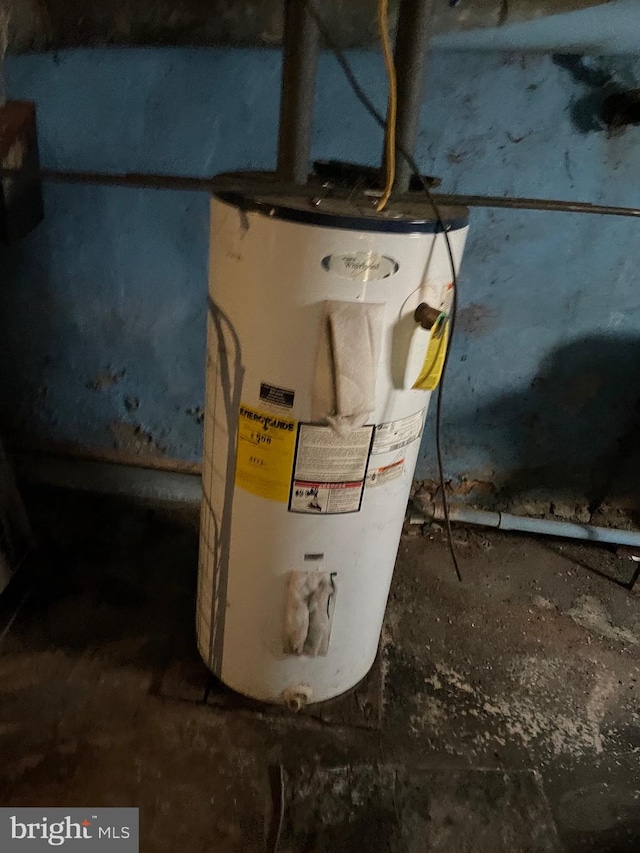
[10,486,200,671]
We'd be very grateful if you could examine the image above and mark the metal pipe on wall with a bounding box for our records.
[392,0,433,194]
[411,502,640,549]
[277,0,320,184]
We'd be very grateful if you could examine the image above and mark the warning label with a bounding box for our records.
[366,459,405,487]
[290,480,364,514]
[288,423,373,515]
[235,404,296,502]
[294,424,373,482]
[372,410,425,455]
[259,381,295,410]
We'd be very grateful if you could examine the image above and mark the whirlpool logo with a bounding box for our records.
[321,252,399,281]
[2,809,138,851]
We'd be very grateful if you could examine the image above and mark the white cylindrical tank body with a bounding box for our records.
[198,187,468,705]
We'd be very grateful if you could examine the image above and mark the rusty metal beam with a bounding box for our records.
[4,0,609,54]
[3,166,640,221]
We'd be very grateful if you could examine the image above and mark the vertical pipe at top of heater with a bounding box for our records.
[392,0,433,194]
[277,0,320,185]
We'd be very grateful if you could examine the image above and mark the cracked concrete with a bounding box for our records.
[0,488,639,850]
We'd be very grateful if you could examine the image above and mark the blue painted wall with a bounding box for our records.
[2,45,640,500]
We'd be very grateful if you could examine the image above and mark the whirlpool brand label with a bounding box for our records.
[321,252,399,281]
[0,808,139,851]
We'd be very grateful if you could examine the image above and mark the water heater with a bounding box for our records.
[197,185,468,706]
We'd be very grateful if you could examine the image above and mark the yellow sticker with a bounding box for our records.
[235,404,297,502]
[412,318,449,391]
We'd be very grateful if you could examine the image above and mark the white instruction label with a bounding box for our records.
[372,410,425,455]
[290,480,364,515]
[294,424,374,482]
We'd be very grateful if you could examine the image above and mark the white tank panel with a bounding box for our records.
[198,191,468,704]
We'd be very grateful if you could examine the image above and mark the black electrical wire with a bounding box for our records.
[304,0,463,581]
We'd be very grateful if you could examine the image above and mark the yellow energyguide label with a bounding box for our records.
[235,403,297,502]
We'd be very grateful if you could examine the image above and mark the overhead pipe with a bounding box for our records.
[412,501,640,549]
[3,167,640,220]
[392,0,434,194]
[277,0,320,184]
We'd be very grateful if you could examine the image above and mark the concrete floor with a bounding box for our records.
[1,488,640,851]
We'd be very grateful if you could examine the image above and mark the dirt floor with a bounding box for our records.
[1,488,640,851]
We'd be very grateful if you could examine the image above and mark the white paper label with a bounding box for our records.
[289,424,373,515]
[372,410,425,455]
[294,424,373,482]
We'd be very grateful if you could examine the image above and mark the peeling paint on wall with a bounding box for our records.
[110,422,165,457]
[1,46,640,501]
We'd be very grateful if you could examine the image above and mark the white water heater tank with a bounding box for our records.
[197,186,468,705]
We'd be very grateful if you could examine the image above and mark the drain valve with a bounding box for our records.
[283,685,313,712]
